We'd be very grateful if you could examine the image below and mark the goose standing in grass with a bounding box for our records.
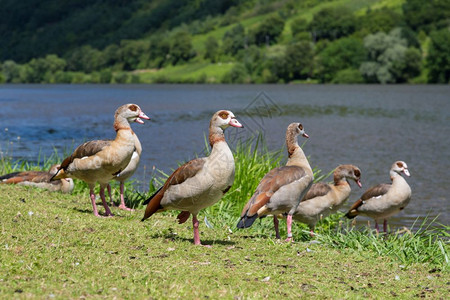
[237,123,313,242]
[52,104,150,217]
[291,164,362,235]
[345,161,411,233]
[142,110,243,245]
[107,133,142,211]
[0,164,74,193]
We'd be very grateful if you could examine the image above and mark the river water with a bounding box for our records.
[0,84,449,229]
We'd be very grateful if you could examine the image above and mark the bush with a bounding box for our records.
[332,68,364,83]
[360,28,422,83]
[317,37,366,83]
[251,14,285,46]
[427,29,450,83]
[308,7,356,41]
[221,63,250,83]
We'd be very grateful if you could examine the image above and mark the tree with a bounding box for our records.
[222,23,246,56]
[403,0,450,32]
[66,45,105,73]
[285,41,314,80]
[119,40,149,70]
[308,7,356,41]
[1,60,22,83]
[169,30,194,65]
[360,29,422,83]
[427,29,450,83]
[291,18,308,37]
[357,8,404,34]
[204,36,220,63]
[317,37,366,83]
[251,14,285,46]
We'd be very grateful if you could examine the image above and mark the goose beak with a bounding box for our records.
[403,169,410,177]
[135,111,150,124]
[356,179,362,188]
[302,132,309,138]
[229,118,243,128]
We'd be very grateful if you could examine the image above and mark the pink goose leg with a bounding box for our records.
[99,186,114,216]
[118,182,134,211]
[89,186,100,217]
[192,214,201,245]
[285,214,293,242]
[383,219,388,233]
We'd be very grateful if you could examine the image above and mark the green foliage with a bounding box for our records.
[222,23,246,56]
[357,8,404,34]
[250,14,285,46]
[222,63,250,83]
[426,29,450,83]
[317,37,366,83]
[0,0,448,84]
[169,30,195,65]
[308,7,357,41]
[290,17,309,37]
[403,0,450,32]
[204,36,220,62]
[331,68,365,84]
[284,41,315,80]
[360,28,422,83]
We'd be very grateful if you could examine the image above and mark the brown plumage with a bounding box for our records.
[302,183,332,201]
[142,158,206,220]
[0,164,74,193]
[237,122,313,242]
[52,103,149,217]
[141,110,243,245]
[291,164,362,233]
[345,161,411,233]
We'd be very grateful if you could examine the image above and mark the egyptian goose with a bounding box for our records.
[0,164,74,193]
[237,123,313,242]
[292,164,362,235]
[107,133,142,211]
[52,104,149,217]
[345,161,411,233]
[141,110,243,245]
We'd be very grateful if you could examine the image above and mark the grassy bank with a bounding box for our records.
[0,139,448,298]
[0,184,448,298]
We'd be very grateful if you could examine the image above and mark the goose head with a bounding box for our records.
[287,122,309,139]
[391,161,410,177]
[211,110,243,130]
[115,104,150,124]
[336,164,362,188]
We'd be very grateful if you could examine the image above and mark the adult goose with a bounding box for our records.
[292,164,362,235]
[52,104,149,217]
[107,133,142,211]
[345,161,411,233]
[0,164,74,193]
[141,110,243,245]
[237,123,313,242]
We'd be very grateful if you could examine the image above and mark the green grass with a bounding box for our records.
[0,138,448,298]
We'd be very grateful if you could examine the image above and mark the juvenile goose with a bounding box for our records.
[141,110,243,245]
[107,133,142,211]
[52,104,149,217]
[345,161,411,233]
[0,164,74,193]
[292,164,362,235]
[237,123,313,242]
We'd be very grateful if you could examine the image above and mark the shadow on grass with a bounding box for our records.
[71,207,127,218]
[149,232,236,246]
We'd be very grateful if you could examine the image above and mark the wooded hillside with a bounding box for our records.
[1,0,449,84]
